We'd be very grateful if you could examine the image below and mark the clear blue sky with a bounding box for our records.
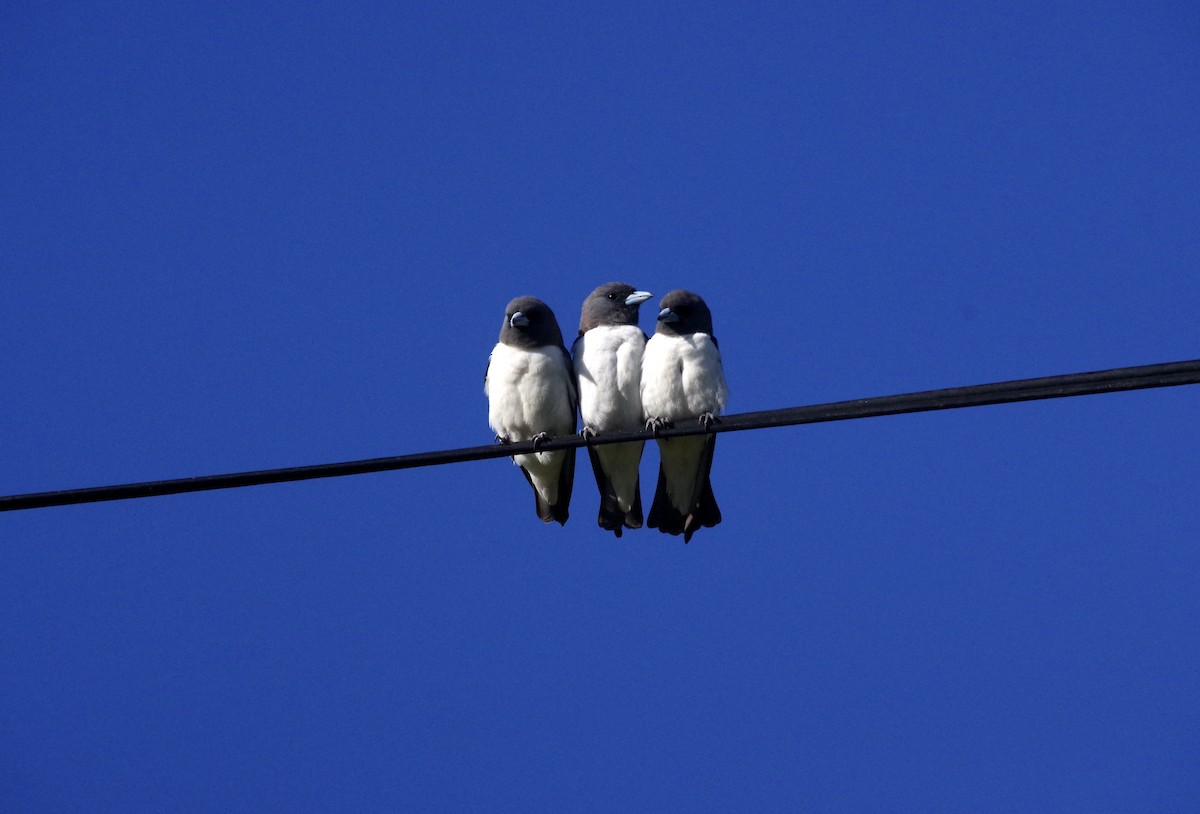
[3,2,1198,811]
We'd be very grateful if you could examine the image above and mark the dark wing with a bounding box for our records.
[560,343,578,416]
[557,342,577,524]
[681,434,721,542]
[553,441,575,525]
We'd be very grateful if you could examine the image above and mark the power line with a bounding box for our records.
[2,358,1197,513]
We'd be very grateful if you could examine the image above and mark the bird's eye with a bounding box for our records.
[607,292,618,300]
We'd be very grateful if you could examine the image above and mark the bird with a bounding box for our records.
[640,289,728,542]
[571,283,654,537]
[485,296,577,525]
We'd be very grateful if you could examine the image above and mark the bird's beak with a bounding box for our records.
[509,312,530,328]
[624,290,653,307]
[657,307,679,323]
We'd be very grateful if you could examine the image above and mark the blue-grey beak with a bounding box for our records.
[509,312,530,328]
[657,307,679,324]
[624,290,653,307]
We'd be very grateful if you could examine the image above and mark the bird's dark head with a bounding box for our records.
[578,282,653,334]
[655,289,714,337]
[500,296,565,349]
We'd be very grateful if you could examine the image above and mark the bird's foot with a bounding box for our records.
[580,425,598,441]
[698,412,719,430]
[496,433,513,445]
[531,432,551,449]
[645,416,674,436]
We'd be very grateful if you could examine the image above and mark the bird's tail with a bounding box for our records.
[647,435,720,542]
[588,446,643,537]
[520,448,574,526]
[596,482,643,537]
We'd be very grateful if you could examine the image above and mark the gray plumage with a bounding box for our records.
[485,296,577,525]
[640,290,728,542]
[571,283,653,537]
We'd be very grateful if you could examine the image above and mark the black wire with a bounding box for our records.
[2,359,1197,513]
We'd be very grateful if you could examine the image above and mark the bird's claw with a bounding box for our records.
[645,416,673,436]
[531,432,551,449]
[580,426,598,441]
[496,433,513,445]
[698,412,719,430]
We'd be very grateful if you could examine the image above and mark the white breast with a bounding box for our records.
[573,325,645,432]
[486,342,576,441]
[640,332,728,421]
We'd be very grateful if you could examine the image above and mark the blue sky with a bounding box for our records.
[2,1,1198,811]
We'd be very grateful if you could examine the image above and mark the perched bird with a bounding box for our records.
[485,296,577,525]
[640,290,729,542]
[572,283,654,537]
